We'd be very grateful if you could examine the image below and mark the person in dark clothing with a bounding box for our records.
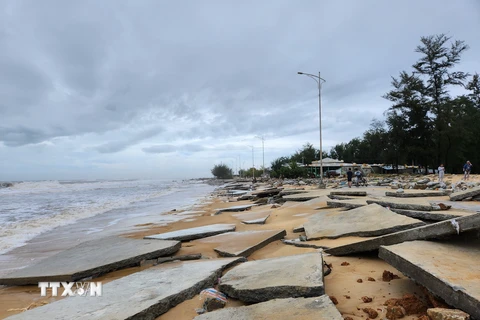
[347,168,353,188]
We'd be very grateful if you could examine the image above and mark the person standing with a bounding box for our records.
[354,168,362,187]
[463,161,473,180]
[347,168,353,188]
[438,164,445,183]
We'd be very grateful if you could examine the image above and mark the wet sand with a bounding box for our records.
[1,175,479,319]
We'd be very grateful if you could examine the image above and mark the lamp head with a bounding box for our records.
[297,72,303,74]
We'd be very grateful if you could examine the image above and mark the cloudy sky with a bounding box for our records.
[1,0,479,181]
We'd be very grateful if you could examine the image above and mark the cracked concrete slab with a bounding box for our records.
[218,252,324,303]
[326,198,368,209]
[330,190,367,196]
[366,197,439,211]
[215,204,257,215]
[304,204,425,240]
[282,190,330,201]
[0,237,180,286]
[385,191,447,197]
[232,211,270,224]
[194,295,343,320]
[449,185,480,201]
[324,213,480,256]
[379,240,480,319]
[144,224,236,241]
[389,208,476,221]
[194,230,286,257]
[5,258,244,320]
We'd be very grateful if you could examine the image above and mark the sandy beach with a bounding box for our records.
[0,174,478,319]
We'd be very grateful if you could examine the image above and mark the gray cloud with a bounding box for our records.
[1,0,479,179]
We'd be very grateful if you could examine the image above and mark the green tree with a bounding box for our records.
[291,143,317,164]
[412,34,469,166]
[211,164,233,179]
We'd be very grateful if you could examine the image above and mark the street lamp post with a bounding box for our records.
[298,71,326,188]
[255,135,265,176]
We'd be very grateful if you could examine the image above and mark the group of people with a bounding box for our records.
[346,168,365,188]
[437,160,473,182]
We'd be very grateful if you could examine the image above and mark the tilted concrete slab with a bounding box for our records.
[305,204,425,240]
[390,208,475,221]
[385,191,447,198]
[194,295,343,320]
[282,239,329,249]
[379,240,480,319]
[282,192,322,201]
[6,258,244,320]
[0,237,180,286]
[324,213,480,256]
[232,211,270,224]
[144,224,236,241]
[251,188,282,198]
[215,204,256,215]
[366,197,438,211]
[194,230,286,257]
[450,185,480,201]
[326,198,368,209]
[278,189,308,196]
[219,252,324,303]
[330,190,367,196]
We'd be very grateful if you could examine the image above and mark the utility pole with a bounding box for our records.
[255,135,265,176]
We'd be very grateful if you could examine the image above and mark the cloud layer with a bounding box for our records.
[1,0,480,180]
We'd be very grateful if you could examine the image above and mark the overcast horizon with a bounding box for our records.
[1,0,479,181]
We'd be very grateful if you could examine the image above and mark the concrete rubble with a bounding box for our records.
[218,252,324,303]
[5,258,245,320]
[193,230,286,257]
[324,213,480,256]
[379,240,480,319]
[304,204,425,240]
[0,236,181,286]
[193,295,343,320]
[144,224,236,241]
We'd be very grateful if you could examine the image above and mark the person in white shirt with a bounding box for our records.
[438,164,445,183]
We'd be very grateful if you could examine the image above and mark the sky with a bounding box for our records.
[1,0,480,181]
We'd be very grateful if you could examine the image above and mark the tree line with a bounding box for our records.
[271,34,480,177]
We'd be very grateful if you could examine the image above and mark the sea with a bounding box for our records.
[0,179,216,257]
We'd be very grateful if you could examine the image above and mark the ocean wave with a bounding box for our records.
[0,179,190,255]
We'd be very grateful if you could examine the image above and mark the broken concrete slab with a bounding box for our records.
[324,213,480,256]
[282,192,322,201]
[330,190,367,196]
[0,237,180,286]
[215,204,256,215]
[427,308,471,320]
[194,295,343,320]
[379,240,480,319]
[219,252,324,303]
[199,230,286,257]
[293,225,305,233]
[389,208,475,221]
[450,185,480,201]
[278,189,307,196]
[282,239,329,249]
[326,198,368,209]
[366,197,438,211]
[144,224,236,241]
[385,191,447,198]
[251,188,282,198]
[5,258,244,320]
[305,204,425,240]
[232,211,270,225]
